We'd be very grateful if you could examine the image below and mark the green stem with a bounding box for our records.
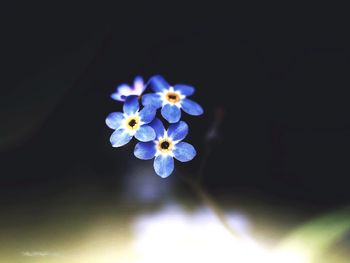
[180,175,242,240]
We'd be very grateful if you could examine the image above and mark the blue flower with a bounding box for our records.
[106,96,156,147]
[142,75,204,123]
[134,118,196,178]
[111,76,146,102]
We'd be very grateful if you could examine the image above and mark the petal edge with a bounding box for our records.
[161,104,181,123]
[134,142,156,160]
[181,98,203,116]
[135,125,156,142]
[123,95,140,115]
[173,142,196,162]
[110,129,133,147]
[167,121,189,141]
[153,155,174,178]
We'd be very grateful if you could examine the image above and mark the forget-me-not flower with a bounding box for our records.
[134,118,196,178]
[106,96,156,147]
[111,76,146,102]
[142,75,204,123]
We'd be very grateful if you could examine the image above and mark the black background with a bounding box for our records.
[1,3,350,214]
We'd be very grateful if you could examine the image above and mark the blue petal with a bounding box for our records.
[139,106,156,124]
[161,104,181,123]
[134,142,156,160]
[167,121,188,141]
[142,93,162,108]
[174,84,195,96]
[181,98,203,116]
[149,118,165,139]
[111,84,131,101]
[115,84,131,92]
[105,112,124,129]
[133,76,146,93]
[150,75,170,92]
[110,129,133,147]
[123,95,139,115]
[133,76,144,87]
[173,142,196,162]
[154,155,174,178]
[135,125,156,142]
[110,92,122,101]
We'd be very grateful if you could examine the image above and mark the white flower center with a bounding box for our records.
[123,113,142,135]
[159,87,185,107]
[155,132,176,157]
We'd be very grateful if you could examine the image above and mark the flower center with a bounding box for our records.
[125,116,140,131]
[161,141,170,149]
[166,92,180,103]
[157,138,173,153]
[128,119,137,127]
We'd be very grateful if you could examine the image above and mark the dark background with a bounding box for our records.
[1,3,350,216]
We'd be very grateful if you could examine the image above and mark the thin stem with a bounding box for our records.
[181,108,243,239]
[195,108,224,183]
[180,175,242,239]
[195,144,212,184]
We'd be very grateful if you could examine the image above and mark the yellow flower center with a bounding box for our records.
[125,116,140,131]
[166,92,181,104]
[157,138,173,153]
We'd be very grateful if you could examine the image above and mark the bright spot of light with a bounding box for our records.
[20,205,309,263]
[132,204,309,263]
[271,249,309,263]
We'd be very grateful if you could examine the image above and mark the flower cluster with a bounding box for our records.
[106,75,203,178]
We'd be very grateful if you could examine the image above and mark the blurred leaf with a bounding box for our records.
[275,207,350,263]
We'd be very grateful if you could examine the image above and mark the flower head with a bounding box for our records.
[111,76,146,102]
[142,75,204,123]
[134,118,196,178]
[106,96,156,147]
